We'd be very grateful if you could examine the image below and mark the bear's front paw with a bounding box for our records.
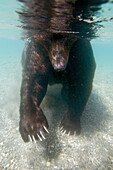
[19,108,49,143]
[59,113,81,135]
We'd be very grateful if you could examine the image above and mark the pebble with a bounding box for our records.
[46,162,51,167]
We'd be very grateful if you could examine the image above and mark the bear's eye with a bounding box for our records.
[59,50,65,57]
[52,50,57,56]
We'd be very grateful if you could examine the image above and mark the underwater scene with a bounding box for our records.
[0,0,113,169]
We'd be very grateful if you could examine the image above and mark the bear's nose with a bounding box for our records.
[52,57,66,71]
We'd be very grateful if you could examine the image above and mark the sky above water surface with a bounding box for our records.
[0,0,113,68]
[0,0,21,40]
[0,0,113,41]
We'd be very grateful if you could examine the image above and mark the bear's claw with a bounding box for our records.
[40,131,46,140]
[58,126,77,136]
[32,135,37,143]
[28,135,32,142]
[27,126,49,143]
[43,126,49,134]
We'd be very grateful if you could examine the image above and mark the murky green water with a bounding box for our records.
[0,0,113,169]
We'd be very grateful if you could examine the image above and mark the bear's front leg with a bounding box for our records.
[60,39,96,135]
[19,40,50,142]
[61,84,89,135]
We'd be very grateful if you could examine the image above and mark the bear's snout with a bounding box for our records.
[51,53,67,71]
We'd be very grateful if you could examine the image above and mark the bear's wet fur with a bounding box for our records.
[19,37,96,142]
[18,0,97,142]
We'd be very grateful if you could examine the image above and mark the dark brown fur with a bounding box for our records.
[19,37,96,142]
[18,0,108,142]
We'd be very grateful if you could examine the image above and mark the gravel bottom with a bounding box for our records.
[0,61,113,169]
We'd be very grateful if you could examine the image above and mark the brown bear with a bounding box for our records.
[17,0,100,142]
